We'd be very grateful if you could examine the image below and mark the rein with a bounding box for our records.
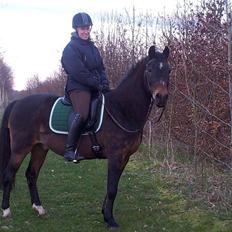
[104,99,154,133]
[105,99,165,134]
[154,106,165,123]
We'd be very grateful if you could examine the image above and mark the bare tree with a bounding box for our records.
[226,0,232,160]
[0,54,13,108]
[161,0,232,167]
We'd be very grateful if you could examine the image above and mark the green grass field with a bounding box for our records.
[0,152,232,232]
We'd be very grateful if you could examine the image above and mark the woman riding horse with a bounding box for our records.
[0,44,170,228]
[62,12,109,162]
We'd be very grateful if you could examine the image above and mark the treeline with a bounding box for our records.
[2,0,232,167]
[161,0,231,167]
[0,54,13,108]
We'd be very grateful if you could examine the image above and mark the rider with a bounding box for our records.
[61,12,109,162]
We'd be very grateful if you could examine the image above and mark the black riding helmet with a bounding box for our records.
[72,12,93,29]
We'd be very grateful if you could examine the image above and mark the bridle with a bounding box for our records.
[144,60,167,124]
[104,59,167,134]
[104,99,154,134]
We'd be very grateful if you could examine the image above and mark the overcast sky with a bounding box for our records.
[0,0,179,90]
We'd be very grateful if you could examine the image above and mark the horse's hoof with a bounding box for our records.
[32,204,46,216]
[2,208,12,219]
[106,219,119,229]
[108,225,119,230]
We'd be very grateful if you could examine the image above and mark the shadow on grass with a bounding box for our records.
[0,152,232,232]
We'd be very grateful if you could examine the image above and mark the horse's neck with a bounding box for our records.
[108,64,152,129]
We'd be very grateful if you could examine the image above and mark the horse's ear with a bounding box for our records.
[163,46,169,59]
[148,46,156,58]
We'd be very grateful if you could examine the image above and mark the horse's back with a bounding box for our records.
[9,94,58,132]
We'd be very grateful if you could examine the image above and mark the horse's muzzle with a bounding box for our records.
[153,92,168,108]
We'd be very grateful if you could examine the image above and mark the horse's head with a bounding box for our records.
[145,46,171,108]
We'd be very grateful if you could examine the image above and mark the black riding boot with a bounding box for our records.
[64,113,85,163]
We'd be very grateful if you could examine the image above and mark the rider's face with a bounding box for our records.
[77,26,92,40]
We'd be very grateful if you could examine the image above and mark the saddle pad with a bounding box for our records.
[49,96,105,134]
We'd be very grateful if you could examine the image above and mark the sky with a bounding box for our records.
[0,0,180,91]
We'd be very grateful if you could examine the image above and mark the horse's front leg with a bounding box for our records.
[102,156,129,228]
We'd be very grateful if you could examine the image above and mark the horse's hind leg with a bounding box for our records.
[25,144,48,216]
[2,151,28,218]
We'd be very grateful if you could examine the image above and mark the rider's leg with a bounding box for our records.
[64,90,91,162]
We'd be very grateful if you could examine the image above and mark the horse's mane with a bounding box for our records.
[117,57,148,88]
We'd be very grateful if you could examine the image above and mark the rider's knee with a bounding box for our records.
[79,112,89,123]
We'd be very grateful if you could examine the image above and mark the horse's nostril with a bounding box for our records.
[156,93,168,100]
[156,93,162,100]
[155,93,168,107]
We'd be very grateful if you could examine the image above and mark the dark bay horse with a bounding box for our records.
[0,46,170,228]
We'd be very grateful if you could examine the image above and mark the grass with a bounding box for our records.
[138,143,232,218]
[0,151,232,232]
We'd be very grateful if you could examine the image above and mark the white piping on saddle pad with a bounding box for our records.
[49,97,63,134]
[49,95,105,135]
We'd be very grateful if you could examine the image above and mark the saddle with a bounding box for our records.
[49,94,105,135]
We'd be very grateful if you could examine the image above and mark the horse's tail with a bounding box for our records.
[0,100,17,188]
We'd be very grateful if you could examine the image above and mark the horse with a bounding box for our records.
[0,45,170,228]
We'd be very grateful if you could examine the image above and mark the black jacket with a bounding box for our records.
[61,32,109,93]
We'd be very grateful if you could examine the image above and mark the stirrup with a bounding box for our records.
[73,153,85,163]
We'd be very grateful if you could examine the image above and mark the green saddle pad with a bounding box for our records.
[49,96,105,134]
